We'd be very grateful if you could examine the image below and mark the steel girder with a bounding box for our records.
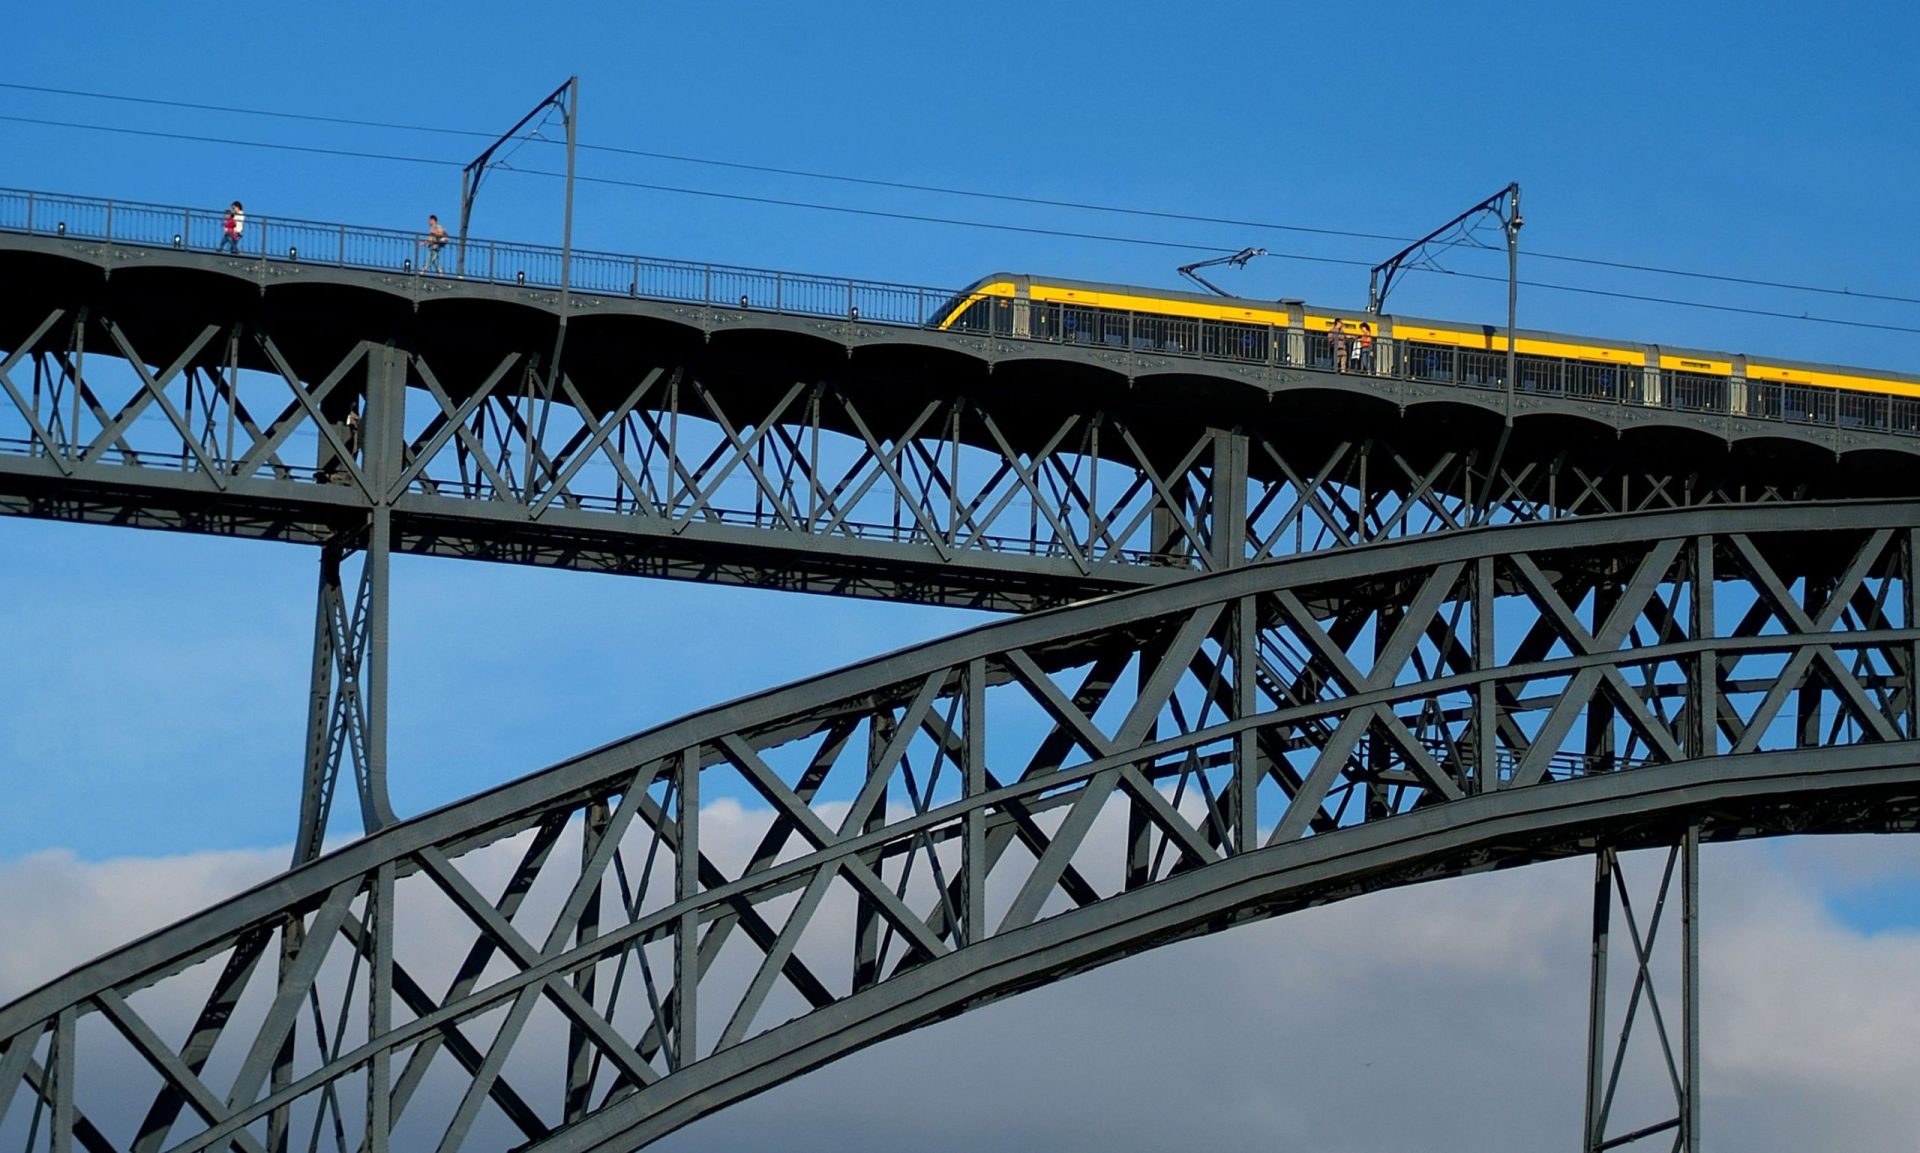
[6,248,1920,613]
[6,501,1920,1151]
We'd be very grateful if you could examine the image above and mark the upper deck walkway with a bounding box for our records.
[3,187,1919,609]
[4,186,1914,440]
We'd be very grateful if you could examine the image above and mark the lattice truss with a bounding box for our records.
[3,509,1915,1152]
[0,307,1803,584]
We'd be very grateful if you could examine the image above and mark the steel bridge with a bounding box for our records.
[3,188,1920,1152]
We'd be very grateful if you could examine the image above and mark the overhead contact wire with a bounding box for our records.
[7,80,1916,306]
[2,111,1917,333]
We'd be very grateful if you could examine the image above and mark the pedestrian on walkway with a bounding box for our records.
[418,214,448,275]
[218,201,245,255]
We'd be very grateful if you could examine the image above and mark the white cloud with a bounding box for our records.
[4,827,1919,1152]
[0,846,288,997]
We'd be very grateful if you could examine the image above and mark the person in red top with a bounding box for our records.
[218,201,244,255]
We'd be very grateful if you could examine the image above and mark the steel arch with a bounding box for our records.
[6,501,1920,1151]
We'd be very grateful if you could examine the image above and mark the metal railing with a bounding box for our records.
[3,186,1916,440]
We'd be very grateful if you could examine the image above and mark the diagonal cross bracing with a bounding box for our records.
[8,502,1920,1150]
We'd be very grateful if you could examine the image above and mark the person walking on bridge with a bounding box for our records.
[418,213,448,275]
[218,200,244,255]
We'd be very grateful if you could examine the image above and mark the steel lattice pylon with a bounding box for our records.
[6,501,1920,1151]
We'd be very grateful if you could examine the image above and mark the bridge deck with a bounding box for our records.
[5,187,1920,609]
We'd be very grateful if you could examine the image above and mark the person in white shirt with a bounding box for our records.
[219,201,245,254]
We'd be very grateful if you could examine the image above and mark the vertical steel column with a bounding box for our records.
[567,799,609,1122]
[1682,825,1701,1152]
[853,714,891,991]
[1208,427,1249,571]
[963,659,987,944]
[362,500,395,831]
[291,344,400,866]
[1907,528,1919,739]
[1232,594,1259,852]
[367,862,394,1153]
[1692,537,1718,760]
[1474,555,1497,792]
[1587,581,1619,774]
[269,918,302,1153]
[51,1008,74,1153]
[1583,847,1612,1153]
[674,745,700,1071]
[1798,569,1830,747]
[360,343,402,833]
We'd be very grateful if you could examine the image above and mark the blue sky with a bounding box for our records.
[6,3,1920,1147]
[3,0,1915,861]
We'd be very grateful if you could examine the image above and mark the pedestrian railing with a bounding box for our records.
[2,186,1915,440]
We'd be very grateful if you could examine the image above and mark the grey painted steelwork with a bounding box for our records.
[6,227,1920,614]
[1584,832,1701,1152]
[10,185,1920,443]
[6,502,1920,1151]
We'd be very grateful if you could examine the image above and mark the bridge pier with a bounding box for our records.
[292,344,402,865]
[1583,827,1700,1153]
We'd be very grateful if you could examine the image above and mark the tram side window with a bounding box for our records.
[1061,307,1097,344]
[1572,361,1622,400]
[1029,300,1059,340]
[945,296,991,333]
[1664,372,1725,413]
[1517,355,1554,393]
[1405,342,1453,381]
[1202,322,1265,362]
[1891,395,1920,433]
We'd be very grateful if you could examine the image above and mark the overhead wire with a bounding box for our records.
[2,110,1918,334]
[0,114,458,171]
[6,79,1917,308]
[0,113,1281,258]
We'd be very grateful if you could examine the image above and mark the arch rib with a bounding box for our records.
[6,501,1920,1151]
